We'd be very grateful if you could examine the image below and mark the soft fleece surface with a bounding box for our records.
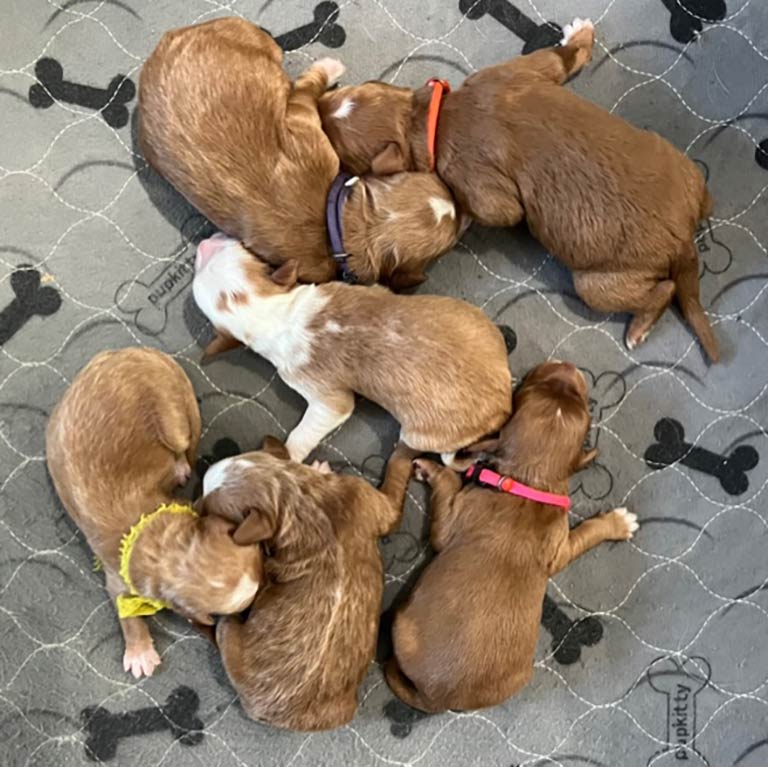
[1,1,767,766]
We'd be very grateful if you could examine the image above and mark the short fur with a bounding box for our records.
[385,361,638,712]
[45,348,263,678]
[202,438,416,730]
[318,20,719,360]
[192,236,513,463]
[139,17,462,288]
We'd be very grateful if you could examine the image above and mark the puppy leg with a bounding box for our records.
[105,569,161,678]
[549,508,638,575]
[626,280,676,350]
[413,459,463,551]
[374,443,420,535]
[285,392,354,463]
[287,58,346,128]
[385,658,442,714]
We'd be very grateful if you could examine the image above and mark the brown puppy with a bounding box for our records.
[46,348,263,678]
[192,235,513,465]
[200,437,416,730]
[385,361,638,713]
[139,17,462,288]
[318,19,719,360]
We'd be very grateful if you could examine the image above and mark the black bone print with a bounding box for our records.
[28,58,135,129]
[0,267,62,346]
[194,437,243,495]
[541,595,603,664]
[458,0,561,54]
[272,2,346,51]
[81,686,203,761]
[692,160,733,276]
[659,0,727,44]
[645,418,759,496]
[756,139,768,171]
[384,698,429,738]
[496,324,517,354]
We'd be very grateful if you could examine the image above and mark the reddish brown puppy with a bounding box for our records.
[385,361,638,713]
[319,19,719,360]
[139,17,462,288]
[201,438,416,731]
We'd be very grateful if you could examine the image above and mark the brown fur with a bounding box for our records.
[139,17,462,288]
[45,348,263,677]
[384,361,636,712]
[201,438,417,730]
[318,24,719,360]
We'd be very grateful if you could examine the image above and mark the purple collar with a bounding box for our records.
[326,172,358,283]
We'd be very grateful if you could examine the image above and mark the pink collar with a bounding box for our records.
[465,464,570,511]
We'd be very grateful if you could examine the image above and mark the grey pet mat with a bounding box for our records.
[1,1,767,766]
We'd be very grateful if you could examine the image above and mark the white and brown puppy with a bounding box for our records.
[46,348,263,678]
[192,235,513,464]
[139,17,462,288]
[200,437,415,730]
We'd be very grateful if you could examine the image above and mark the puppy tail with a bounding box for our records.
[385,659,440,714]
[673,244,720,363]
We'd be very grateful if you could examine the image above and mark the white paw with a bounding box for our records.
[611,507,639,539]
[313,57,346,88]
[310,460,333,474]
[626,330,649,351]
[561,17,594,45]
[123,644,161,679]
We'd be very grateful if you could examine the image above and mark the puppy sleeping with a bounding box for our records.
[385,361,638,713]
[46,348,262,678]
[192,235,513,464]
[201,437,416,730]
[139,17,462,288]
[318,19,720,360]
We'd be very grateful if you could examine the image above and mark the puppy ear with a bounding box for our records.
[233,508,276,545]
[261,435,290,460]
[386,268,427,291]
[463,436,501,455]
[203,328,243,359]
[270,260,298,288]
[372,142,408,175]
[575,448,598,470]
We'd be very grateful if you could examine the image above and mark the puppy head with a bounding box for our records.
[319,82,415,175]
[346,173,465,287]
[192,234,298,358]
[469,361,595,481]
[167,514,264,625]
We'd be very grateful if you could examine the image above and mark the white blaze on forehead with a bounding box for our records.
[332,97,355,119]
[429,196,456,223]
[226,573,260,610]
[203,457,253,496]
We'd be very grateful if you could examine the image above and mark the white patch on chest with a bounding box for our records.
[332,98,355,119]
[429,196,456,223]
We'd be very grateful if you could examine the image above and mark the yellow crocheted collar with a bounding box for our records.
[116,502,198,619]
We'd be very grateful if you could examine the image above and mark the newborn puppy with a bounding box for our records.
[318,19,719,360]
[201,437,415,730]
[139,17,462,288]
[385,361,638,712]
[192,235,513,464]
[46,348,262,678]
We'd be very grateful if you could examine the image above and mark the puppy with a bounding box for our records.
[385,361,638,713]
[318,19,719,360]
[45,348,262,678]
[139,17,462,288]
[200,436,415,730]
[192,235,513,464]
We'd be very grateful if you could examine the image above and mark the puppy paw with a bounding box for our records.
[561,18,594,48]
[313,57,346,88]
[604,507,639,540]
[413,458,440,482]
[626,327,650,351]
[123,642,161,679]
[310,460,333,474]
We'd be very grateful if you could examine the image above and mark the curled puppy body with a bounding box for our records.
[318,19,719,360]
[201,437,416,730]
[192,236,513,463]
[138,17,462,288]
[385,361,638,713]
[45,348,262,678]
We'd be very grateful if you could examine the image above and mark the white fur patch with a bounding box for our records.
[325,320,343,333]
[560,17,593,45]
[333,98,355,119]
[429,196,456,223]
[225,573,259,612]
[203,457,253,497]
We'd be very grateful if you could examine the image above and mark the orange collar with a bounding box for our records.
[425,78,450,172]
